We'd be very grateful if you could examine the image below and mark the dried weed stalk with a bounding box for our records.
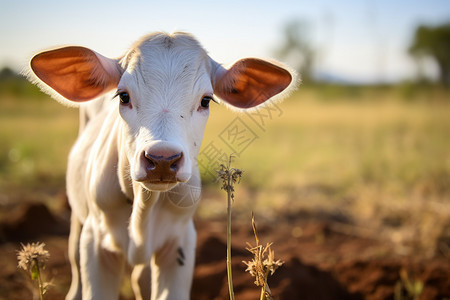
[394,268,424,300]
[17,242,51,300]
[217,155,243,300]
[243,214,284,300]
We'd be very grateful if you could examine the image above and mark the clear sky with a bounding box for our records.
[1,0,449,83]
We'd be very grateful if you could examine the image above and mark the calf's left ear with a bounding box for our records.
[30,46,123,102]
[213,58,295,109]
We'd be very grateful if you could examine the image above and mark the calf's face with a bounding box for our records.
[30,32,294,192]
[116,35,213,191]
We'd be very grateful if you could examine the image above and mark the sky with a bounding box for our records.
[0,0,449,83]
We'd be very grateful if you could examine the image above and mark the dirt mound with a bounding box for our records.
[0,203,69,243]
[192,234,361,300]
[336,259,450,300]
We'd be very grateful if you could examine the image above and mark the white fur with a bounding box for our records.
[29,32,295,300]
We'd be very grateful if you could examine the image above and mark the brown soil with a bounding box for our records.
[0,203,449,300]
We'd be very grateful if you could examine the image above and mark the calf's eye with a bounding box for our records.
[119,92,130,104]
[200,96,213,108]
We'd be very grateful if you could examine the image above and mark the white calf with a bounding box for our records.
[30,32,295,300]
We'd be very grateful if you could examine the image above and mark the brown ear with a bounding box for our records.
[30,46,122,102]
[214,58,292,109]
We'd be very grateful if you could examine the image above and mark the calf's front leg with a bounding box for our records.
[66,214,82,300]
[131,264,151,300]
[79,216,125,299]
[150,220,196,300]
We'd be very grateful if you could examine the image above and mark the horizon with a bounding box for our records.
[1,0,449,84]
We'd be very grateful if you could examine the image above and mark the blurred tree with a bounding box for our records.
[409,22,450,87]
[0,66,44,98]
[274,19,315,83]
[0,66,17,80]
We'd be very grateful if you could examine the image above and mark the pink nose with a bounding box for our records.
[142,150,183,183]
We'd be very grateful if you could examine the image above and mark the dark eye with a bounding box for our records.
[119,92,130,104]
[200,96,213,108]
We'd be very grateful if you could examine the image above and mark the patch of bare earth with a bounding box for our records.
[0,203,448,299]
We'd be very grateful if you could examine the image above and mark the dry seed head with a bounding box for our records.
[217,160,243,199]
[244,243,283,286]
[243,257,265,286]
[264,248,284,276]
[243,214,284,290]
[17,242,50,272]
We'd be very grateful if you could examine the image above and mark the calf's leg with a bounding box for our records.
[131,264,151,300]
[150,220,196,300]
[66,214,82,300]
[79,217,125,299]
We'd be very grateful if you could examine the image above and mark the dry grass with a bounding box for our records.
[1,85,449,256]
[243,214,284,300]
[0,96,78,191]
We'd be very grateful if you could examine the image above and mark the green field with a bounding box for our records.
[1,83,449,255]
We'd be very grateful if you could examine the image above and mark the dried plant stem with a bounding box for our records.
[243,214,284,300]
[260,283,265,300]
[33,259,44,300]
[226,173,235,300]
[217,155,242,300]
[260,269,270,300]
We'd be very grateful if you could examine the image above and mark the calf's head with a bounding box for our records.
[30,32,294,192]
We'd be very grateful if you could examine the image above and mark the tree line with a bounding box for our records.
[275,20,450,87]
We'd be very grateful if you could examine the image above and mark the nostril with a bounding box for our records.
[143,152,157,170]
[147,159,156,170]
[169,153,182,172]
[170,161,178,172]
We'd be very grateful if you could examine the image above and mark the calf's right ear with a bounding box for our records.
[30,46,123,102]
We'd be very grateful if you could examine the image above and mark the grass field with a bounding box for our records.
[0,83,449,256]
[0,95,78,192]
